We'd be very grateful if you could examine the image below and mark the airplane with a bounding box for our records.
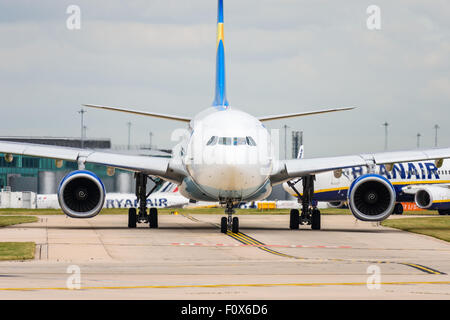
[283,160,450,216]
[37,181,188,210]
[1,0,450,234]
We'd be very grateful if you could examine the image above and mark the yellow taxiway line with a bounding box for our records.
[0,281,449,292]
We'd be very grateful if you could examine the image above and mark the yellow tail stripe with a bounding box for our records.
[216,23,224,48]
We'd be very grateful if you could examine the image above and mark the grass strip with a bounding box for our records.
[0,242,35,261]
[382,216,450,242]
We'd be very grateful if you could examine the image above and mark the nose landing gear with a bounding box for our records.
[287,175,321,230]
[220,201,239,233]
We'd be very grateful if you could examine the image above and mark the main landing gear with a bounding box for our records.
[287,175,321,230]
[128,172,162,229]
[220,201,239,233]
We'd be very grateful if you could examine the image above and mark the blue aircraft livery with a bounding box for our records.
[350,162,440,181]
[106,198,168,209]
[283,160,450,211]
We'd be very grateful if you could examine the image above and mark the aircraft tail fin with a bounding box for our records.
[160,182,179,193]
[212,0,229,109]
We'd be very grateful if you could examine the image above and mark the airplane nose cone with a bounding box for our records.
[217,164,247,190]
[194,163,266,192]
[186,142,272,199]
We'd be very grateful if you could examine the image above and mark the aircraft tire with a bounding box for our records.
[232,217,239,233]
[128,208,137,228]
[311,208,321,230]
[149,208,158,228]
[220,217,227,233]
[290,209,299,229]
[394,203,404,215]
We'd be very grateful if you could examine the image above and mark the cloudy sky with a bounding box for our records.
[0,0,448,158]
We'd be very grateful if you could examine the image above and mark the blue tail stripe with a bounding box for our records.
[218,0,224,23]
[213,39,228,107]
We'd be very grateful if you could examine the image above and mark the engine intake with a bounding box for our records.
[348,174,395,221]
[415,189,432,209]
[58,170,105,218]
[328,201,346,208]
[415,186,450,210]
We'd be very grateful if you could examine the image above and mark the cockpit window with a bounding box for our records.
[218,137,232,145]
[233,137,247,145]
[246,136,257,146]
[206,136,218,146]
[212,136,257,146]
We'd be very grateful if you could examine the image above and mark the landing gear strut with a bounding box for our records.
[287,175,321,230]
[128,172,162,228]
[220,201,239,233]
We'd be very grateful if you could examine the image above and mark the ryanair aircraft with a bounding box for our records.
[1,0,449,233]
[283,160,450,216]
[37,182,188,210]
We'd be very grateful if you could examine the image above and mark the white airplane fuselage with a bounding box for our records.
[175,107,274,203]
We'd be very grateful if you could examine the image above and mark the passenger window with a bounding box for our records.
[206,136,218,146]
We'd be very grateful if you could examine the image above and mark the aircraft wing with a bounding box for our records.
[84,104,191,123]
[0,141,172,177]
[402,184,450,194]
[271,148,450,184]
[258,107,355,122]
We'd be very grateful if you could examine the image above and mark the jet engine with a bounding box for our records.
[348,174,395,221]
[58,170,106,218]
[327,201,347,208]
[415,186,450,210]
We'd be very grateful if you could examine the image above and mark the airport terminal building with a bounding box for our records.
[0,137,169,194]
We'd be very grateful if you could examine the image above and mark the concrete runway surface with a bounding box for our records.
[0,214,449,299]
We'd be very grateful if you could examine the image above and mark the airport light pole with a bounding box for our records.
[382,122,389,150]
[78,108,86,148]
[127,122,132,150]
[149,131,153,149]
[283,125,290,159]
[434,124,440,147]
[417,133,421,148]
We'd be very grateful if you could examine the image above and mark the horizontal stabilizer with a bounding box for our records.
[84,104,191,123]
[258,107,355,122]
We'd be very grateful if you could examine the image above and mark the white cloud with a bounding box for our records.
[0,0,449,154]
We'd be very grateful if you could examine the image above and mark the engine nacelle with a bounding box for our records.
[348,174,395,221]
[415,186,450,210]
[328,201,347,208]
[58,170,106,218]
